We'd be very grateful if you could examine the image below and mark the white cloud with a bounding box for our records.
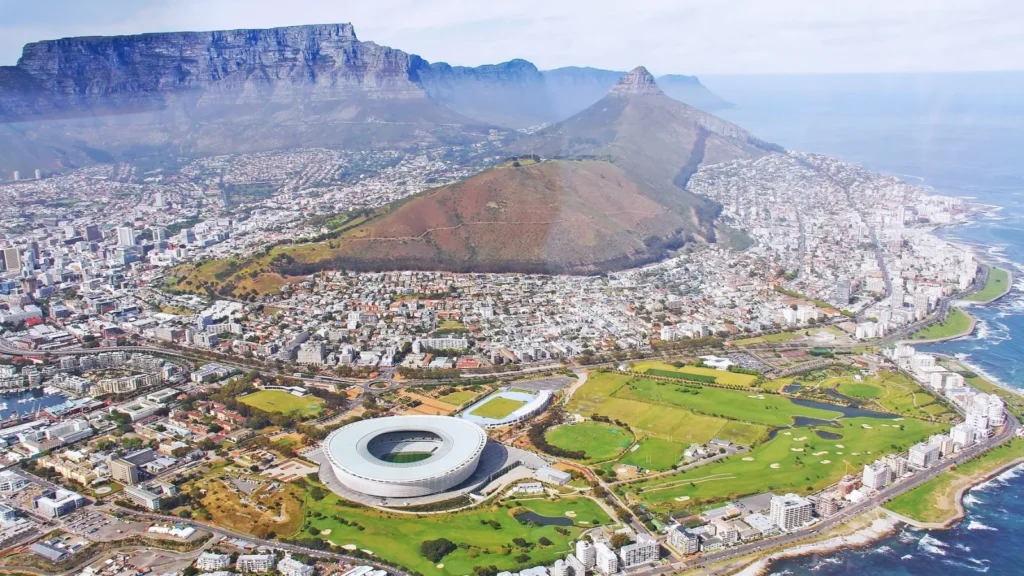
[1,0,1022,73]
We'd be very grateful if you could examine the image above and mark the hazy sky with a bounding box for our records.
[2,0,1022,74]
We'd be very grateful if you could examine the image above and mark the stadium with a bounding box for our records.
[322,415,489,498]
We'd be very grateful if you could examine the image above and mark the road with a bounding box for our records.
[668,412,1019,574]
[100,504,409,576]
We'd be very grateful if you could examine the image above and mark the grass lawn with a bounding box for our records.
[305,490,612,576]
[715,421,769,446]
[566,374,728,444]
[885,439,1024,524]
[618,438,686,471]
[626,416,944,511]
[545,422,634,463]
[438,390,479,407]
[239,390,324,415]
[631,361,758,386]
[733,332,801,346]
[616,377,843,427]
[837,382,883,399]
[964,265,1010,302]
[911,307,974,340]
[470,397,527,419]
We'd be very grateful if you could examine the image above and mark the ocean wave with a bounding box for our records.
[942,559,990,573]
[901,554,913,560]
[955,543,973,552]
[767,570,793,576]
[967,521,997,531]
[872,545,893,555]
[919,534,949,556]
[963,493,984,506]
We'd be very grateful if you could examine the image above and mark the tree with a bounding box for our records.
[610,533,632,549]
[420,538,457,562]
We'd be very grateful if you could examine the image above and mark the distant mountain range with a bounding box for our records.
[0,23,733,173]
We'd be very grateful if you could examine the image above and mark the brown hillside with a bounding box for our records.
[276,159,705,275]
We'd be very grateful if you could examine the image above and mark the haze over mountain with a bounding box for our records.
[247,68,777,276]
[0,23,732,173]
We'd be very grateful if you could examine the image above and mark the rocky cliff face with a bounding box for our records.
[609,66,663,96]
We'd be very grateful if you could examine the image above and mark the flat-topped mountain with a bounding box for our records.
[0,24,735,172]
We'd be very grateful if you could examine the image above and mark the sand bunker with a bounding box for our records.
[820,460,832,464]
[835,444,845,448]
[794,436,808,441]
[812,451,828,456]
[321,529,332,535]
[783,432,792,436]
[770,463,781,469]
[342,545,357,551]
[862,424,873,429]
[675,496,691,502]
[565,511,577,517]
[791,448,804,452]
[742,457,755,461]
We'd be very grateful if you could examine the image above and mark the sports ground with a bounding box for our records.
[239,390,324,415]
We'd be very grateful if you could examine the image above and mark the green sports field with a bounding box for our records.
[470,397,527,419]
[239,390,323,415]
[545,421,634,462]
[305,490,611,576]
[618,437,686,471]
[714,421,769,446]
[625,416,944,511]
[911,307,973,340]
[438,390,479,407]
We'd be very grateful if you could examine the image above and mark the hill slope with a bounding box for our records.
[267,159,705,275]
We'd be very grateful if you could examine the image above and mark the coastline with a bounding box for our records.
[741,456,1024,576]
[732,515,901,576]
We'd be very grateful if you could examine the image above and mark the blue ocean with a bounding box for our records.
[703,72,1024,575]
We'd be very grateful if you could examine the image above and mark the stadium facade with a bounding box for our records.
[322,415,488,498]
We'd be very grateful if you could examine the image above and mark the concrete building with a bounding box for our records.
[565,554,586,576]
[769,493,813,531]
[815,494,840,518]
[196,553,232,571]
[236,553,276,573]
[123,485,161,511]
[885,454,909,478]
[109,458,140,485]
[862,460,892,491]
[669,527,700,554]
[277,555,314,576]
[620,534,659,567]
[0,470,29,493]
[550,559,570,576]
[908,442,941,469]
[575,541,596,569]
[536,467,572,486]
[594,543,618,575]
[117,227,137,247]
[32,489,86,518]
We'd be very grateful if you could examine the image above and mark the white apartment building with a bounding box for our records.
[951,422,977,449]
[0,470,29,493]
[885,454,909,478]
[669,527,700,554]
[594,543,618,575]
[862,460,892,490]
[620,534,659,567]
[908,442,940,469]
[575,541,595,569]
[549,559,570,576]
[196,553,232,572]
[236,553,276,573]
[277,556,314,576]
[769,493,813,531]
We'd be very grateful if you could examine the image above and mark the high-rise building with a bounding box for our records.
[117,227,137,247]
[815,493,840,518]
[834,280,852,305]
[862,460,892,490]
[594,543,618,575]
[620,534,659,567]
[669,527,700,554]
[769,493,813,531]
[2,247,21,271]
[908,442,940,468]
[12,171,20,181]
[154,192,166,208]
[85,224,102,241]
[550,559,570,576]
[109,458,140,485]
[565,554,586,576]
[885,454,909,478]
[34,169,42,180]
[575,541,595,569]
